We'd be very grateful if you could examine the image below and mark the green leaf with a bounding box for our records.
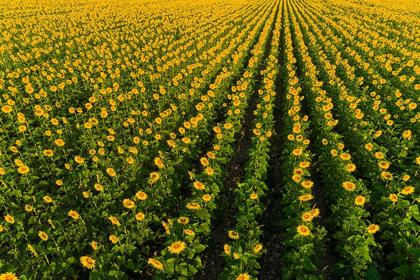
[394,265,412,277]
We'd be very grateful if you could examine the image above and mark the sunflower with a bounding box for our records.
[108,216,121,226]
[224,244,231,254]
[109,235,119,243]
[298,194,313,201]
[68,210,80,220]
[309,209,320,217]
[389,194,398,203]
[355,196,366,206]
[378,161,389,169]
[202,194,212,201]
[123,199,135,209]
[236,273,250,280]
[1,105,13,113]
[91,241,98,250]
[186,203,200,210]
[228,231,239,240]
[381,171,393,181]
[5,214,15,224]
[205,167,214,175]
[0,273,18,280]
[136,191,147,200]
[106,168,116,177]
[342,182,356,192]
[193,181,205,190]
[154,157,164,169]
[184,229,195,236]
[135,213,145,221]
[254,244,263,253]
[168,241,186,254]
[55,139,65,146]
[367,224,380,234]
[149,172,160,183]
[43,196,53,203]
[301,181,314,189]
[80,256,96,269]
[17,166,30,174]
[302,212,314,222]
[250,193,258,200]
[297,225,310,236]
[177,217,189,224]
[148,258,164,271]
[401,186,414,195]
[39,231,48,241]
[28,244,38,257]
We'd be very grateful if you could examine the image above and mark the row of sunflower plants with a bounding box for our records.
[219,2,282,279]
[148,1,280,278]
[276,5,325,279]
[288,0,378,277]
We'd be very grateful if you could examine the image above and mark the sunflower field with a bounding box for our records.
[1,0,419,279]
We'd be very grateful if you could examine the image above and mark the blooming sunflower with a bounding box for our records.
[80,256,96,269]
[148,258,164,271]
[224,244,231,254]
[367,224,380,234]
[254,244,263,253]
[186,203,200,210]
[355,196,366,206]
[228,231,239,240]
[0,273,18,280]
[68,210,80,220]
[342,182,356,192]
[5,214,15,224]
[123,199,135,209]
[168,241,186,254]
[236,273,250,280]
[39,231,48,241]
[297,225,310,236]
[401,186,414,195]
[193,181,205,190]
[108,216,121,226]
[135,213,145,221]
[17,166,30,174]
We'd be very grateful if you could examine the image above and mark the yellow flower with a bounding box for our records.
[298,194,313,201]
[224,244,231,254]
[5,214,15,224]
[168,241,186,254]
[136,191,147,200]
[236,273,250,280]
[39,231,48,241]
[355,196,366,206]
[401,186,414,195]
[193,181,205,190]
[202,194,212,201]
[184,229,195,236]
[1,105,13,113]
[108,216,121,226]
[0,273,18,280]
[186,203,200,210]
[389,194,398,203]
[228,231,239,240]
[68,210,79,220]
[301,181,314,189]
[106,168,116,177]
[135,213,145,221]
[17,166,30,174]
[109,235,119,243]
[297,225,310,236]
[367,224,380,234]
[178,217,189,224]
[123,199,135,209]
[91,241,98,250]
[254,244,263,253]
[150,172,160,183]
[148,258,164,271]
[28,244,38,257]
[80,256,96,269]
[302,212,314,222]
[342,182,356,192]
